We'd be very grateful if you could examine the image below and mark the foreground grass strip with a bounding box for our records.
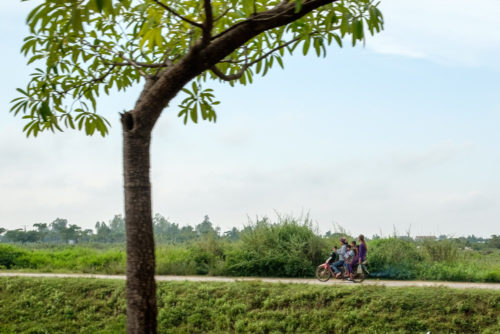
[0,277,499,333]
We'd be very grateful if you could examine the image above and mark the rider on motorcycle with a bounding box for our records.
[331,237,348,278]
[325,245,338,266]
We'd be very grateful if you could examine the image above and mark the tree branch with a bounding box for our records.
[81,40,169,77]
[213,8,230,22]
[56,64,117,96]
[103,60,168,69]
[211,35,303,81]
[211,0,333,41]
[210,65,246,81]
[202,0,213,45]
[151,0,204,29]
[216,22,342,66]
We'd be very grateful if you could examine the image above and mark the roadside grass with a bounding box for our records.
[1,277,499,333]
[0,244,126,274]
[2,237,500,283]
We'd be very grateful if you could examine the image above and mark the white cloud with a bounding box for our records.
[438,191,495,212]
[368,0,500,67]
[0,125,123,230]
[380,142,472,173]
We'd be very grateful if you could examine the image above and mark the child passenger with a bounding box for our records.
[344,244,355,277]
[326,246,339,269]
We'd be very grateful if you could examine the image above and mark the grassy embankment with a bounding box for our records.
[1,220,500,282]
[1,277,499,333]
[1,242,500,283]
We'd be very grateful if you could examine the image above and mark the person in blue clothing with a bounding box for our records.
[331,237,348,278]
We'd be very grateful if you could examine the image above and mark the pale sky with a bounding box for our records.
[1,0,499,238]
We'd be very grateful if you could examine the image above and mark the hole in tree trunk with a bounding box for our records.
[121,112,134,131]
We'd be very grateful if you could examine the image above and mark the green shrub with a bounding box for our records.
[223,217,328,277]
[368,238,423,279]
[0,244,30,269]
[189,236,226,275]
[155,245,197,275]
[76,249,125,274]
[0,245,126,273]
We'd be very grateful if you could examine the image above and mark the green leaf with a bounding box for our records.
[95,0,105,12]
[332,34,343,48]
[71,7,83,32]
[190,103,198,123]
[242,0,253,15]
[295,0,303,13]
[355,19,364,39]
[276,56,284,69]
[39,102,52,122]
[16,88,29,96]
[302,37,311,56]
[313,38,321,57]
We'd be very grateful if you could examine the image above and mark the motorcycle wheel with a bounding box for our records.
[315,265,332,282]
[352,266,366,283]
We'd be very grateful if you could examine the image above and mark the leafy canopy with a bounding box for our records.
[11,0,383,136]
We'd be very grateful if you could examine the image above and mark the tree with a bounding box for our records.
[108,214,126,242]
[180,225,197,242]
[11,1,383,332]
[80,228,95,242]
[49,218,68,243]
[224,227,241,241]
[153,214,182,243]
[33,223,49,242]
[196,215,217,237]
[94,221,112,242]
[490,235,500,249]
[65,224,82,243]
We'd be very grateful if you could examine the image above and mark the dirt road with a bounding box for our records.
[1,272,500,290]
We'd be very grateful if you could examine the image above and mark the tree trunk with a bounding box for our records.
[122,113,157,334]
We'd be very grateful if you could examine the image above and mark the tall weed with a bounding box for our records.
[224,216,327,277]
[421,239,459,262]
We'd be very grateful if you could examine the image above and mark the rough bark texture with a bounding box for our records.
[122,113,157,334]
[122,1,339,333]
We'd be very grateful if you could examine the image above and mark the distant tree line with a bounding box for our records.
[0,214,240,244]
[0,216,499,250]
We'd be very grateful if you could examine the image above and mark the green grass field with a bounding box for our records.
[1,277,499,333]
[2,240,500,283]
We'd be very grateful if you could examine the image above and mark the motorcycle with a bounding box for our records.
[315,260,369,283]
